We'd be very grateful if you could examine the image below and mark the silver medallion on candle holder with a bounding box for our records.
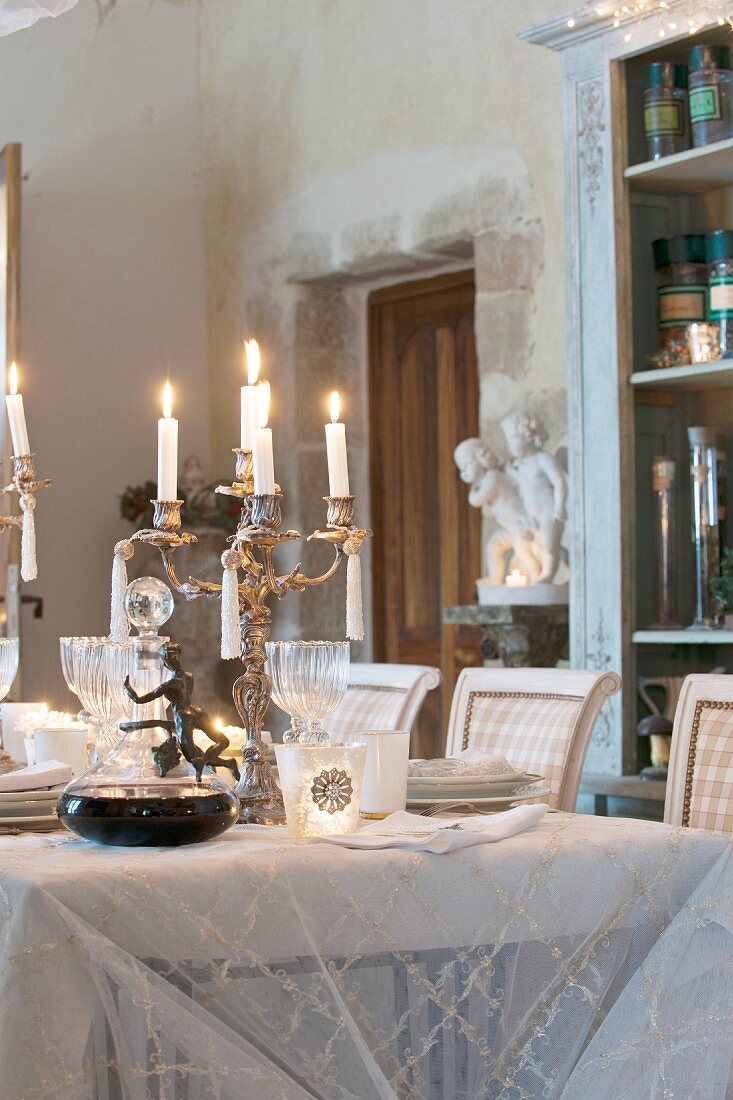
[121,450,370,825]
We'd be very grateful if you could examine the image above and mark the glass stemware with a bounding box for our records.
[0,637,19,704]
[71,638,134,763]
[266,641,349,744]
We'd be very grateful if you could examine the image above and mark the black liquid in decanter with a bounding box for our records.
[58,576,240,847]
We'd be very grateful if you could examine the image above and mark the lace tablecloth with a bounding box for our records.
[0,813,731,1099]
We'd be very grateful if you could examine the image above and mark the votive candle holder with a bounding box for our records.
[275,742,367,836]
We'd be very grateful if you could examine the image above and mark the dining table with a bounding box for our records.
[0,811,732,1099]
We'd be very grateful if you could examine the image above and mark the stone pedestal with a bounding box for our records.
[444,604,569,668]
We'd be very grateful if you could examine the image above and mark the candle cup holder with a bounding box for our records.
[152,499,183,533]
[12,453,35,483]
[325,495,355,529]
[234,448,253,486]
[117,448,370,826]
[251,493,282,531]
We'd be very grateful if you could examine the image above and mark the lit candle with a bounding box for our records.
[505,569,528,588]
[157,381,178,501]
[5,362,30,456]
[240,339,261,450]
[253,382,275,495]
[325,391,350,497]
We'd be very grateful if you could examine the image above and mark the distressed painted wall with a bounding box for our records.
[0,0,209,703]
[202,0,572,651]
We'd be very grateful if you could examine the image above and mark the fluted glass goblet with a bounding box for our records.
[266,641,349,744]
[72,638,134,763]
[0,638,19,703]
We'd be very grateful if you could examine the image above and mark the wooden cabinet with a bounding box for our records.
[523,8,733,776]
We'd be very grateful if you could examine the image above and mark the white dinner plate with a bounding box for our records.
[0,784,66,804]
[0,813,62,831]
[405,784,551,811]
[0,801,58,818]
[407,769,534,791]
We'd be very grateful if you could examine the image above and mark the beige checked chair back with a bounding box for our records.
[444,667,622,811]
[665,674,733,833]
[328,663,442,741]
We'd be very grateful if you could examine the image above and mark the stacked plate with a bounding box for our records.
[0,785,64,832]
[406,767,550,811]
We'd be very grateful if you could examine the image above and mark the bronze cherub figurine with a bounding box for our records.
[121,642,240,783]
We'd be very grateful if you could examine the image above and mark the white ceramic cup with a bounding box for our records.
[34,727,88,778]
[346,729,411,819]
[0,702,45,764]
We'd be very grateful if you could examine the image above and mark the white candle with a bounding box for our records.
[240,339,261,450]
[325,391,350,497]
[506,569,527,588]
[5,362,30,456]
[253,427,275,495]
[157,381,178,501]
[253,380,275,494]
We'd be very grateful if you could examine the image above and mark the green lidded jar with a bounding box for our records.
[653,235,707,348]
[706,229,733,358]
[689,44,733,148]
[644,62,689,161]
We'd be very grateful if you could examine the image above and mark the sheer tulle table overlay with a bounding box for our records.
[0,814,731,1099]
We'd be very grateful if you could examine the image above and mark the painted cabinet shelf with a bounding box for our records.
[625,137,733,194]
[633,630,733,645]
[630,362,733,392]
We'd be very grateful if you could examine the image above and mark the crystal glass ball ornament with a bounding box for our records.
[125,576,174,635]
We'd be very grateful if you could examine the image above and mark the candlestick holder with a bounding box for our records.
[113,452,370,824]
[0,453,51,581]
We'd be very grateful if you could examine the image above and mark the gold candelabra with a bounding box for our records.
[120,447,369,824]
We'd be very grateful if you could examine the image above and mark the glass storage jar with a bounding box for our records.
[706,228,733,358]
[653,234,707,350]
[644,61,689,161]
[689,44,733,148]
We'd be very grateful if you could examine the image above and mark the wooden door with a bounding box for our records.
[369,271,482,758]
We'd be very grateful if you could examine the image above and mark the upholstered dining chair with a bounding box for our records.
[664,674,733,833]
[444,667,622,811]
[327,663,442,741]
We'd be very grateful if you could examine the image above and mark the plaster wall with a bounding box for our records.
[202,0,572,651]
[0,0,210,704]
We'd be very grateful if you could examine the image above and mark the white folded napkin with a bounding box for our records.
[310,804,548,854]
[0,759,73,793]
[408,748,513,779]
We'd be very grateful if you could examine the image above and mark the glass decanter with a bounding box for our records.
[57,577,239,847]
[266,640,349,744]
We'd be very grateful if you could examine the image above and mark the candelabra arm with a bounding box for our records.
[288,543,345,591]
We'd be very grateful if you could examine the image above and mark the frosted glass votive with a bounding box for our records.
[346,729,410,818]
[275,742,367,837]
[34,727,88,777]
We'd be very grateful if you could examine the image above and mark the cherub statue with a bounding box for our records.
[121,642,240,782]
[454,437,542,584]
[500,412,567,583]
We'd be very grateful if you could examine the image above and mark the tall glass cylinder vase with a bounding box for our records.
[649,456,681,629]
[688,427,721,630]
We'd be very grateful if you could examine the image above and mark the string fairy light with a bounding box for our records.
[565,0,733,40]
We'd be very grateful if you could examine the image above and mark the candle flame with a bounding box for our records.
[162,380,173,419]
[329,390,340,424]
[8,361,18,396]
[258,380,270,429]
[245,339,260,386]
